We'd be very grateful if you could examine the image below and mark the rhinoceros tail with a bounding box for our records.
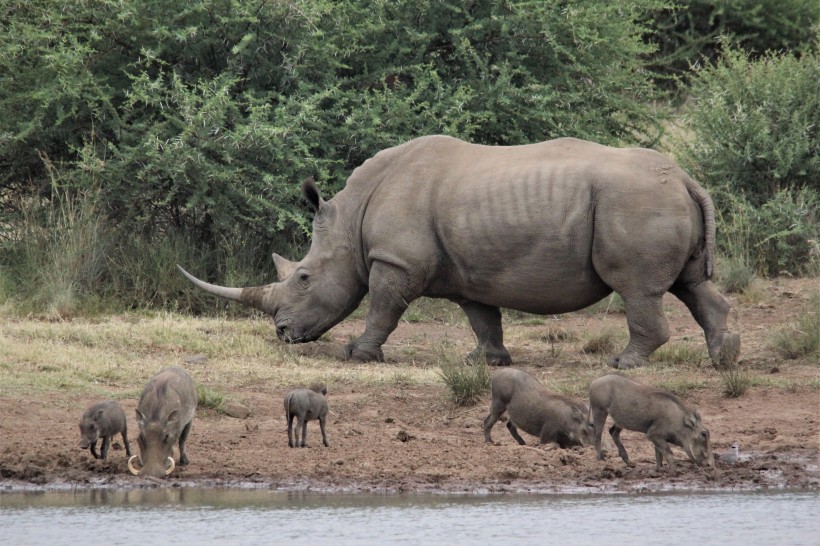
[684,178,716,278]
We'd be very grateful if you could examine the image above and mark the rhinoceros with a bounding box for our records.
[178,135,740,369]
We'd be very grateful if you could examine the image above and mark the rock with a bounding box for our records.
[224,402,251,419]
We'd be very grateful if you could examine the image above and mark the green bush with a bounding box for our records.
[678,47,819,203]
[646,0,818,90]
[715,188,818,276]
[0,0,671,314]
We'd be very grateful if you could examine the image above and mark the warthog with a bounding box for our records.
[79,400,132,460]
[284,384,329,448]
[589,373,714,470]
[483,368,594,448]
[128,367,197,478]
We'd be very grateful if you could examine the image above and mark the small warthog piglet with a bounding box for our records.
[589,373,714,470]
[284,384,329,448]
[484,368,594,448]
[79,400,132,460]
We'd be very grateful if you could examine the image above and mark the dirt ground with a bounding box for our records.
[1,278,818,494]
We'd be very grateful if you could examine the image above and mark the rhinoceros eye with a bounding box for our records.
[299,272,310,283]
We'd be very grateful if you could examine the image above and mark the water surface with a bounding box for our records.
[1,488,817,545]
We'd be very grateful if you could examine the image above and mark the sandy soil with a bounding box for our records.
[1,278,818,494]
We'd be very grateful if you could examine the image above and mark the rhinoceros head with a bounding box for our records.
[178,178,367,344]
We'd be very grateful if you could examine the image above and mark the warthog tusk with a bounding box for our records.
[127,455,141,476]
[164,456,175,476]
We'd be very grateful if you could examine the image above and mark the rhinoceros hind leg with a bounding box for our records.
[711,332,741,370]
[670,280,740,370]
[459,301,512,366]
[608,295,669,369]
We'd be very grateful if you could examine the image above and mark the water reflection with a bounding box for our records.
[1,488,818,545]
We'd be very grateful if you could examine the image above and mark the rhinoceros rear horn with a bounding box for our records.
[302,176,325,213]
[272,253,298,281]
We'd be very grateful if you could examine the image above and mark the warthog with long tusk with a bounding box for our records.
[483,368,594,448]
[128,367,197,478]
[79,400,132,460]
[284,384,330,448]
[588,373,714,470]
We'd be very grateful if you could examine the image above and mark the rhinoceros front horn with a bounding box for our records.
[176,265,280,316]
[176,265,245,302]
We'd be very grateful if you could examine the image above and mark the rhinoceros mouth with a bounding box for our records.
[276,326,319,344]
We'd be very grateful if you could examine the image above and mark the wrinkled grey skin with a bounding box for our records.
[483,368,594,448]
[78,401,132,460]
[130,367,197,478]
[178,136,740,370]
[284,384,329,448]
[589,373,715,470]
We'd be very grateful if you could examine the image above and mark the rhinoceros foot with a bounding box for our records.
[709,332,741,371]
[344,343,385,362]
[607,353,649,370]
[467,347,512,367]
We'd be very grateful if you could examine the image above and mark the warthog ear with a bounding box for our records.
[165,409,179,426]
[135,409,147,430]
[94,409,105,422]
[570,407,585,423]
[302,176,326,213]
[683,411,699,429]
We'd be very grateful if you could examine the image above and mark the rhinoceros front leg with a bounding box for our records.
[344,261,412,362]
[458,300,512,366]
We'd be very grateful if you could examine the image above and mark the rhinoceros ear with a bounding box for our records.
[302,176,325,213]
[272,253,298,281]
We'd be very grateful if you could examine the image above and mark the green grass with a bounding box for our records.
[717,256,756,294]
[769,291,820,360]
[437,350,491,406]
[196,384,229,413]
[651,343,709,368]
[720,368,752,398]
[581,327,621,355]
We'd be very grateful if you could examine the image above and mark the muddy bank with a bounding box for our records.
[1,386,818,495]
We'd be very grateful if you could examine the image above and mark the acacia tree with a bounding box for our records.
[1,0,669,308]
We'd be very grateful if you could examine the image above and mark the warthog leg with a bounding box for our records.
[609,424,631,464]
[178,421,192,465]
[505,421,527,445]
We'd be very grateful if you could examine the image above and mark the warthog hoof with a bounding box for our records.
[344,343,385,362]
[709,332,741,370]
